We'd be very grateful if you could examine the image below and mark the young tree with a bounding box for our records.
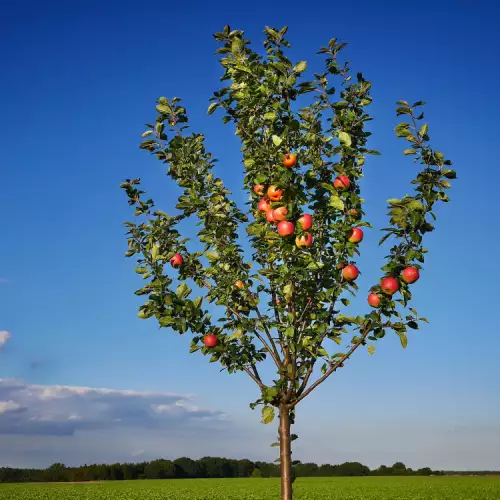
[121,26,455,499]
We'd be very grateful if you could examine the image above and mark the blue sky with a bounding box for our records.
[1,0,499,470]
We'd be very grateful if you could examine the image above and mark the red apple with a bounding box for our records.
[297,214,313,230]
[203,334,218,347]
[283,153,296,168]
[254,184,265,196]
[267,185,284,202]
[401,267,420,284]
[347,227,364,243]
[368,293,381,308]
[235,280,245,290]
[342,264,359,281]
[380,277,399,295]
[333,175,350,190]
[272,206,288,221]
[277,221,295,237]
[295,233,313,248]
[170,253,184,268]
[266,209,278,225]
[257,198,271,213]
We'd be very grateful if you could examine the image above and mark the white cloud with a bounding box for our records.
[0,331,11,349]
[0,379,226,437]
[0,401,22,414]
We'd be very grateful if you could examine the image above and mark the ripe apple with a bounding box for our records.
[266,209,278,225]
[297,214,313,230]
[170,253,184,268]
[368,293,381,308]
[342,264,359,281]
[347,209,361,220]
[295,233,313,248]
[272,206,288,221]
[267,185,284,202]
[333,175,350,190]
[380,277,399,295]
[257,198,271,213]
[277,221,295,237]
[347,227,364,243]
[254,184,265,196]
[402,267,420,284]
[283,153,296,168]
[203,334,218,347]
[235,280,245,290]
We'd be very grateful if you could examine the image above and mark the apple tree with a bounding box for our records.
[121,26,455,499]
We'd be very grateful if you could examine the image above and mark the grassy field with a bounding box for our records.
[1,476,500,499]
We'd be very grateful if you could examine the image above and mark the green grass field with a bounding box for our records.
[1,477,500,499]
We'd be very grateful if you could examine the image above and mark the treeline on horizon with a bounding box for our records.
[3,457,492,483]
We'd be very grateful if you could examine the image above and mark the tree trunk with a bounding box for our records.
[278,404,293,500]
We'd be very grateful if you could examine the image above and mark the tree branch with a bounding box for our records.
[243,365,265,390]
[255,305,282,368]
[291,323,372,407]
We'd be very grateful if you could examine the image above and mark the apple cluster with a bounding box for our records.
[253,154,317,249]
[367,267,420,308]
[334,174,364,283]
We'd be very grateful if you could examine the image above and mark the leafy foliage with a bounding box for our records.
[121,27,455,427]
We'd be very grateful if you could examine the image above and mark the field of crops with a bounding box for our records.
[1,476,500,499]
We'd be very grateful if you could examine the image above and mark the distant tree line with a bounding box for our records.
[0,458,465,483]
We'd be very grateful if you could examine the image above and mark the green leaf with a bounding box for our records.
[141,130,154,137]
[207,103,218,115]
[263,111,277,122]
[398,332,408,349]
[329,196,344,211]
[135,267,148,274]
[261,406,275,424]
[206,251,219,262]
[367,345,376,356]
[419,123,428,136]
[156,104,171,115]
[254,173,267,184]
[404,149,417,155]
[338,131,352,147]
[387,198,403,206]
[272,135,283,147]
[230,330,243,340]
[442,169,456,179]
[176,283,190,299]
[270,442,280,447]
[159,316,175,327]
[283,284,293,299]
[231,38,243,54]
[151,244,160,261]
[293,61,307,73]
[263,387,278,402]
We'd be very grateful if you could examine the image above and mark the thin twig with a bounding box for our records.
[243,366,265,390]
[255,305,282,368]
[291,323,372,407]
